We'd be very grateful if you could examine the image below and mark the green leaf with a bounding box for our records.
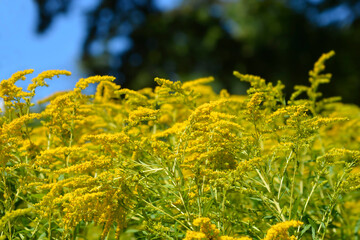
[291,196,301,219]
[354,218,360,240]
[300,224,311,236]
[308,217,318,240]
[30,193,45,199]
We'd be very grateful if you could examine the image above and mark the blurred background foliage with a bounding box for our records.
[33,0,360,104]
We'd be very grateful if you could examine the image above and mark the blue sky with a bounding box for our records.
[0,0,95,101]
[0,0,181,103]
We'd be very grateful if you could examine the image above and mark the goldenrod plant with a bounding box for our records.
[1,51,360,239]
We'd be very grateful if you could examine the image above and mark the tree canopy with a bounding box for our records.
[34,0,360,104]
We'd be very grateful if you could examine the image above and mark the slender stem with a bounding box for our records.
[142,199,191,230]
[221,188,227,234]
[289,156,298,219]
[134,141,193,227]
[48,212,52,240]
[256,169,286,221]
[317,164,350,239]
[256,169,271,193]
[47,132,51,150]
[301,170,323,218]
[7,220,12,240]
[278,151,293,200]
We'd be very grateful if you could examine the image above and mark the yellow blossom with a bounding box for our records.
[0,208,33,229]
[75,75,116,90]
[27,70,71,92]
[262,221,303,240]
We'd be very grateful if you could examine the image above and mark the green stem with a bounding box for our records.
[277,150,293,200]
[317,164,350,239]
[142,199,191,230]
[289,154,298,220]
[256,169,286,221]
[48,213,51,240]
[7,220,12,240]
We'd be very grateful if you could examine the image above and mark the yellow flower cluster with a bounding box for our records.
[262,221,303,240]
[1,51,360,239]
[309,50,335,79]
[27,70,71,92]
[128,106,159,125]
[95,80,121,102]
[0,208,33,229]
[0,69,34,108]
[184,218,251,240]
[75,75,115,90]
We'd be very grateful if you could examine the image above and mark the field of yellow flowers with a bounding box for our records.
[1,51,360,240]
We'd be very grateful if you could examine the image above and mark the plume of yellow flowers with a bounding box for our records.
[262,221,303,240]
[184,218,252,240]
[2,51,360,240]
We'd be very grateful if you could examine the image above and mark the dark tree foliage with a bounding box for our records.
[35,0,72,32]
[34,0,360,104]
